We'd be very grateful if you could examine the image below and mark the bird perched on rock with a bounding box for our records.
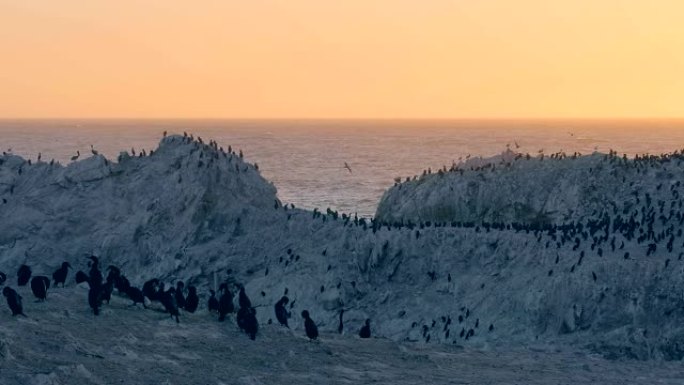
[302,310,318,340]
[208,289,219,313]
[359,319,371,338]
[52,262,71,287]
[30,276,50,301]
[217,283,234,321]
[185,286,199,313]
[3,287,25,316]
[274,296,290,328]
[17,264,31,286]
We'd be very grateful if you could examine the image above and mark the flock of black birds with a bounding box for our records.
[0,256,373,342]
[391,147,684,186]
[6,132,684,350]
[0,132,387,346]
[300,148,684,345]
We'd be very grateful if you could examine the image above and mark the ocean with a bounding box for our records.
[1,119,684,217]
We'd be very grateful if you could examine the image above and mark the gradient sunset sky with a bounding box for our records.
[1,1,682,119]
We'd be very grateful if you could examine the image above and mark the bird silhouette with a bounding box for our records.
[344,162,352,173]
[70,151,80,161]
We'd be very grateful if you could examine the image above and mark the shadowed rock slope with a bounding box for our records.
[2,138,684,360]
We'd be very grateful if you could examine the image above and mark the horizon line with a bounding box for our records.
[2,116,684,121]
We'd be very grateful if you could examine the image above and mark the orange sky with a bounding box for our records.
[1,1,683,119]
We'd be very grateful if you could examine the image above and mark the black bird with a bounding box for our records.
[185,286,199,313]
[52,262,71,287]
[274,296,290,328]
[217,283,234,321]
[87,256,103,315]
[30,276,50,301]
[88,285,102,315]
[126,286,146,308]
[100,279,114,305]
[160,288,180,323]
[208,289,219,313]
[238,284,252,309]
[3,287,25,316]
[237,306,249,330]
[75,270,89,284]
[359,319,371,338]
[105,265,121,286]
[338,309,344,334]
[115,274,131,294]
[0,271,6,286]
[143,279,160,302]
[237,307,258,340]
[245,307,259,340]
[88,256,103,287]
[175,281,186,310]
[302,310,318,340]
[17,264,31,286]
[99,265,120,305]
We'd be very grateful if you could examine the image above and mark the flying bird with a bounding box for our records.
[344,162,352,173]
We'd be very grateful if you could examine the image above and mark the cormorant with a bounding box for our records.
[208,289,219,313]
[17,264,31,286]
[238,284,252,309]
[302,310,318,340]
[126,286,146,308]
[359,319,371,338]
[240,307,258,340]
[143,279,160,302]
[160,288,180,323]
[87,256,103,315]
[52,262,71,287]
[30,276,50,301]
[88,256,103,287]
[185,286,199,313]
[218,283,234,321]
[75,270,89,284]
[175,281,186,310]
[3,287,25,316]
[274,296,290,328]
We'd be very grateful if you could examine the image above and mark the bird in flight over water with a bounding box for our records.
[344,162,352,173]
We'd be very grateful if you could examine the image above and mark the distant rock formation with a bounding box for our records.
[376,149,684,226]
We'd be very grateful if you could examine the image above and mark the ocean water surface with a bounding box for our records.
[2,119,684,217]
